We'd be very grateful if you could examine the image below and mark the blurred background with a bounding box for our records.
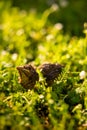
[1,0,87,36]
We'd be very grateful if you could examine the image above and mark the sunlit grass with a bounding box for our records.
[0,3,87,130]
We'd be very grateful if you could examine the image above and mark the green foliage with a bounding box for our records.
[11,0,87,36]
[0,2,87,130]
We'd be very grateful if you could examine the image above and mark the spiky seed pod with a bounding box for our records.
[17,64,39,89]
[39,63,63,86]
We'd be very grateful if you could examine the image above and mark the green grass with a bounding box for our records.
[0,4,87,130]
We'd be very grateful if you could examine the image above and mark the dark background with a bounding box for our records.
[2,0,87,36]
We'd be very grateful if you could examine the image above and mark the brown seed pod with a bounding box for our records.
[17,63,63,89]
[39,63,63,86]
[17,64,39,89]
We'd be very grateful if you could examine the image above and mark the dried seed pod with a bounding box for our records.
[39,63,63,86]
[17,64,39,89]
